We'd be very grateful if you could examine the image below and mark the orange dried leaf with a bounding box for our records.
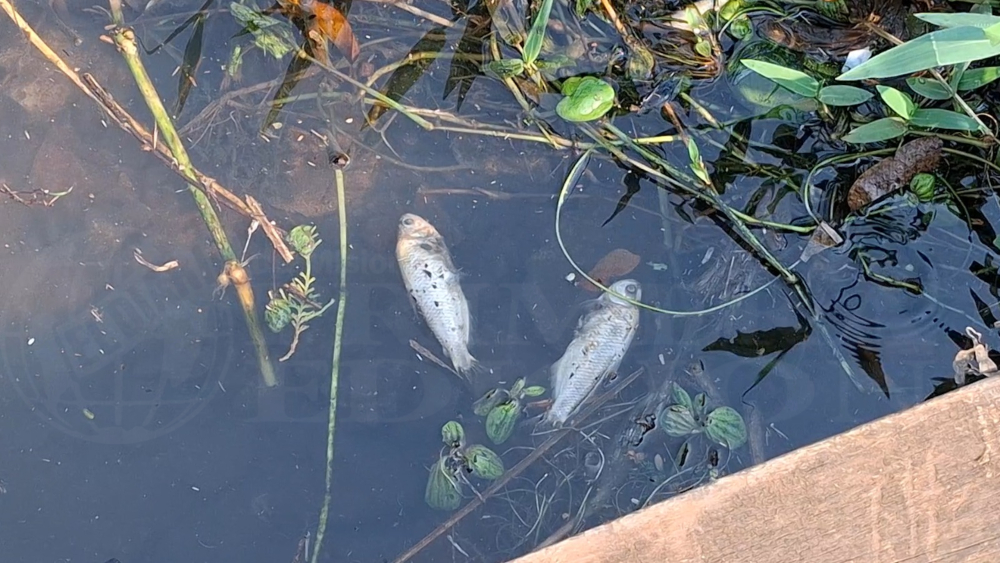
[580,249,641,292]
[308,2,360,62]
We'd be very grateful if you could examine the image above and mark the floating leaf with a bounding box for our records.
[909,108,981,131]
[303,0,360,62]
[486,399,521,444]
[484,58,525,79]
[839,25,1000,81]
[876,85,916,120]
[847,136,942,211]
[817,85,873,106]
[841,117,908,144]
[463,444,504,479]
[670,382,693,412]
[705,406,747,449]
[661,405,701,437]
[509,378,526,397]
[523,0,553,64]
[740,59,820,98]
[522,385,546,397]
[556,76,615,122]
[425,457,462,511]
[473,388,506,417]
[906,77,952,100]
[580,248,640,292]
[910,172,936,201]
[958,66,1000,90]
[441,421,465,448]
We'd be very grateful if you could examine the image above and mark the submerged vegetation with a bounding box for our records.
[7,0,1000,559]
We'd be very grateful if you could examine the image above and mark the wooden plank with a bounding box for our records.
[508,376,1000,563]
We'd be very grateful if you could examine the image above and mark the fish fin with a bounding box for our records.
[451,348,480,377]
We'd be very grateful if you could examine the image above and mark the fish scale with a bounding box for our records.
[396,213,478,375]
[545,279,641,425]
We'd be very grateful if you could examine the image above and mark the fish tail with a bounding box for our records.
[451,348,480,376]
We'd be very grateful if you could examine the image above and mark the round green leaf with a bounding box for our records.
[556,76,615,122]
[425,457,463,511]
[705,406,748,449]
[486,399,521,444]
[841,117,908,144]
[817,85,873,106]
[463,444,504,479]
[661,405,702,437]
[670,382,693,412]
[908,108,981,131]
[522,385,546,397]
[473,388,507,417]
[441,421,465,448]
[910,173,936,202]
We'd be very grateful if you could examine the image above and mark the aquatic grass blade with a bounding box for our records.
[876,85,916,119]
[366,27,447,125]
[838,25,1000,80]
[174,12,207,117]
[740,59,820,98]
[906,77,952,100]
[908,108,981,131]
[816,85,872,106]
[841,117,908,144]
[522,0,553,65]
[444,3,491,109]
[916,13,1000,29]
[958,66,1000,90]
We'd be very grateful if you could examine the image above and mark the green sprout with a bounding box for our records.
[473,378,545,445]
[264,225,335,361]
[425,421,505,511]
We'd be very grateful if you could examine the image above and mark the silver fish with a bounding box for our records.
[545,279,641,425]
[396,213,478,375]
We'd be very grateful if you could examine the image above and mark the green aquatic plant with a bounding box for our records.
[661,383,747,449]
[555,76,615,122]
[424,421,505,511]
[265,225,336,361]
[473,378,545,445]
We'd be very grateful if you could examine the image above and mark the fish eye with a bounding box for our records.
[626,283,637,294]
[402,217,414,226]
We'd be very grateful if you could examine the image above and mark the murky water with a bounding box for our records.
[1,0,998,561]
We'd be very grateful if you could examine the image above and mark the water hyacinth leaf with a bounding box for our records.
[705,406,748,448]
[693,393,708,421]
[816,85,873,106]
[838,25,1000,80]
[463,444,504,479]
[556,76,615,122]
[740,59,820,98]
[486,399,521,444]
[671,382,693,411]
[876,86,916,119]
[425,457,462,511]
[909,108,981,131]
[910,173,936,202]
[441,421,465,447]
[522,385,546,397]
[841,117,908,144]
[509,378,526,398]
[472,388,506,416]
[366,27,447,125]
[916,13,1000,29]
[484,58,525,79]
[661,405,701,437]
[906,77,952,100]
[523,0,553,64]
[958,67,1000,90]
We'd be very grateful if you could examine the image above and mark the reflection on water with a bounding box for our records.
[2,0,1000,561]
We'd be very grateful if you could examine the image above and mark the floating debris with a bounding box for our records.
[800,221,844,262]
[579,249,641,292]
[953,327,999,385]
[847,136,942,212]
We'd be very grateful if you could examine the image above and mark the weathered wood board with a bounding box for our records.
[508,376,1000,563]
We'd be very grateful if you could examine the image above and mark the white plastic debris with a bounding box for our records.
[842,48,872,73]
[565,272,576,283]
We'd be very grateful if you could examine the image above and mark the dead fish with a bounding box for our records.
[396,213,478,375]
[545,279,641,425]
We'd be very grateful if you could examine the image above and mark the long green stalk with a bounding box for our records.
[311,167,348,563]
[108,22,276,387]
